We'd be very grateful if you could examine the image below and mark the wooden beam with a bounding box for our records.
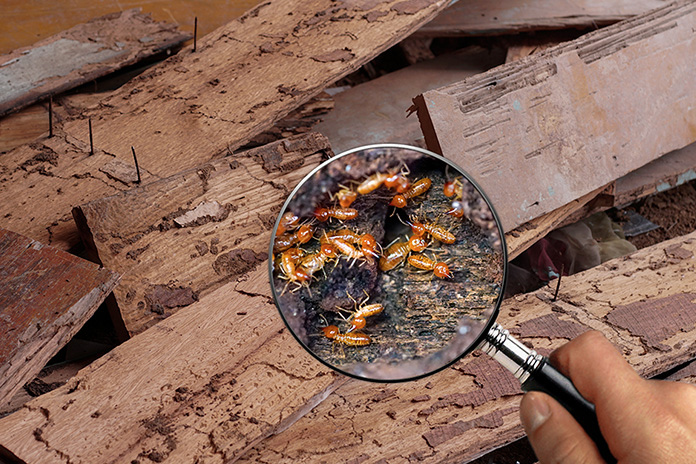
[0,228,119,409]
[239,230,696,463]
[0,264,340,464]
[0,9,190,117]
[414,0,668,37]
[413,2,696,231]
[73,132,331,335]
[313,46,505,154]
[0,0,452,252]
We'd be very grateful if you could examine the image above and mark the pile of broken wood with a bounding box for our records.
[1,1,696,463]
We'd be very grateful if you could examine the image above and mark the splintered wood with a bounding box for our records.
[1,231,694,463]
[0,266,340,464]
[415,0,667,36]
[239,231,696,463]
[0,0,451,252]
[0,228,119,409]
[74,133,331,335]
[0,9,190,117]
[414,2,696,231]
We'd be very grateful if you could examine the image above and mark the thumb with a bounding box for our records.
[520,391,606,464]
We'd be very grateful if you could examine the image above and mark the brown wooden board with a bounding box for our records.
[413,2,696,232]
[239,231,696,463]
[414,0,668,37]
[0,0,451,253]
[0,9,190,117]
[0,228,119,409]
[313,46,505,154]
[0,264,341,464]
[73,132,331,335]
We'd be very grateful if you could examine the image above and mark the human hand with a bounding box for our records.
[520,331,696,463]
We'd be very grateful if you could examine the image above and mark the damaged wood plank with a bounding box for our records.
[0,265,341,464]
[0,0,452,252]
[0,9,190,117]
[413,2,696,231]
[415,0,668,37]
[0,228,119,410]
[73,133,331,335]
[313,46,505,154]
[239,230,696,463]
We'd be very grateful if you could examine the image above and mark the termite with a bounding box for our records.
[331,184,358,208]
[389,178,432,208]
[379,239,410,271]
[298,242,337,277]
[446,200,468,219]
[277,248,312,293]
[322,325,372,346]
[357,172,389,195]
[406,217,456,244]
[276,211,300,236]
[443,177,463,199]
[314,206,358,223]
[408,234,430,253]
[273,224,314,253]
[384,164,411,193]
[338,291,384,332]
[321,230,380,259]
[407,253,453,279]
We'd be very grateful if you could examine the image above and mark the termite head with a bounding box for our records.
[314,207,330,222]
[322,325,340,339]
[408,234,428,252]
[320,242,337,259]
[447,200,466,218]
[348,316,366,332]
[389,194,407,208]
[296,224,314,243]
[443,180,457,198]
[433,262,452,279]
[359,233,380,257]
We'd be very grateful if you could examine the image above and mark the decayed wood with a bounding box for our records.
[0,9,190,117]
[415,0,668,37]
[0,265,341,464]
[413,1,696,231]
[240,231,696,463]
[0,228,119,409]
[0,104,47,153]
[615,143,696,207]
[73,132,331,336]
[313,46,505,154]
[0,0,451,252]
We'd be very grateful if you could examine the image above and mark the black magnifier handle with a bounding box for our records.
[479,323,616,464]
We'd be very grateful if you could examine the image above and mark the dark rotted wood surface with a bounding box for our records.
[0,228,119,408]
[0,9,190,117]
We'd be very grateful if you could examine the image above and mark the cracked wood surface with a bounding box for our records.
[0,264,341,464]
[239,230,696,463]
[0,9,190,117]
[415,0,668,36]
[0,228,119,410]
[413,1,696,232]
[73,132,331,335]
[0,0,450,252]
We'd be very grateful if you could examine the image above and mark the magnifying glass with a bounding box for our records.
[269,144,614,463]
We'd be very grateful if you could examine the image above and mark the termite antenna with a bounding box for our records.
[88,118,94,156]
[193,17,198,52]
[131,146,141,184]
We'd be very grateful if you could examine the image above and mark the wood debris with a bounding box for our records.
[0,228,119,408]
[0,9,190,117]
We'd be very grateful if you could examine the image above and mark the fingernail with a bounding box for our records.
[523,392,551,432]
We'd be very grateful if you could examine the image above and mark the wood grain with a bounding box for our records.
[239,231,696,463]
[0,9,190,117]
[414,1,696,231]
[0,266,340,464]
[0,0,451,252]
[415,0,668,36]
[73,132,331,335]
[0,228,119,409]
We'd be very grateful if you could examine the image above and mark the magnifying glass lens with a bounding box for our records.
[269,145,506,381]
